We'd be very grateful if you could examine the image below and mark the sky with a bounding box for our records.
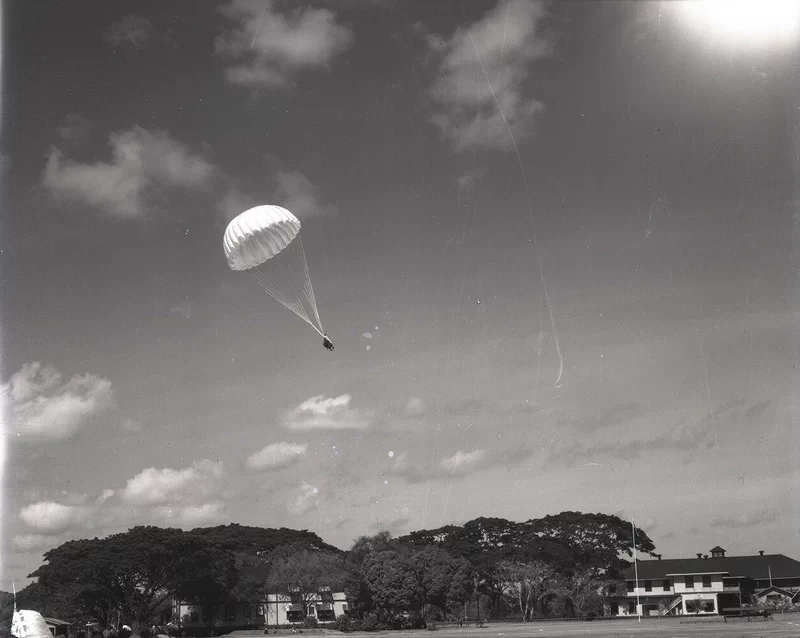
[1,0,799,591]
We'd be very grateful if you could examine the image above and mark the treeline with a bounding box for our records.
[2,512,655,631]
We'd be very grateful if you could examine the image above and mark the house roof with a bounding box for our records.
[43,618,72,627]
[755,586,798,598]
[622,554,800,580]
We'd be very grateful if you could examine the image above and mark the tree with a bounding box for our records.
[30,527,195,630]
[552,568,609,618]
[361,551,423,617]
[172,534,239,627]
[266,551,347,617]
[408,547,473,618]
[494,560,558,621]
[528,512,656,576]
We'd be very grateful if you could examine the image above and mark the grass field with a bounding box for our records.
[327,617,800,638]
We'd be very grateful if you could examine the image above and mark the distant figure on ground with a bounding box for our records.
[322,334,334,351]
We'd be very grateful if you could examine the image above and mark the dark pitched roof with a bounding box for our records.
[710,546,725,553]
[755,586,798,598]
[622,554,800,580]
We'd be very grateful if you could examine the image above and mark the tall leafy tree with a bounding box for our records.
[361,551,422,617]
[494,560,558,621]
[528,512,655,576]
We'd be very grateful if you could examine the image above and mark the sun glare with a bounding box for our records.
[671,0,800,48]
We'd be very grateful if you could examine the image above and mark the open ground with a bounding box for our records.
[247,618,800,638]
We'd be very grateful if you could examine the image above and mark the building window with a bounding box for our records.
[610,602,619,615]
[663,579,670,591]
[628,601,635,614]
[287,611,304,623]
[626,580,635,591]
[317,609,335,622]
[685,576,694,588]
[257,606,264,616]
[702,575,711,588]
[645,580,652,592]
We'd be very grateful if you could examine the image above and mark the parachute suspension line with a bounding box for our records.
[248,268,311,327]
[468,33,564,388]
[296,235,323,331]
[246,236,325,337]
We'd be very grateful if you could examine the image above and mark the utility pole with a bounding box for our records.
[632,519,641,622]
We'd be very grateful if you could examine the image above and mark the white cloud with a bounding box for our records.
[19,501,80,534]
[287,482,320,515]
[404,397,426,417]
[106,15,154,50]
[3,362,114,440]
[273,170,335,219]
[42,126,215,218]
[283,394,372,430]
[151,502,227,527]
[441,449,487,474]
[121,418,143,433]
[711,508,779,529]
[122,459,224,506]
[245,442,308,471]
[218,187,260,223]
[97,489,115,503]
[12,534,60,552]
[216,0,352,89]
[427,0,551,151]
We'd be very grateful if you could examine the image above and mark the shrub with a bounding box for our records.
[301,616,318,629]
[331,615,353,632]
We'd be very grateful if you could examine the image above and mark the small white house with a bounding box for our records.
[174,588,348,630]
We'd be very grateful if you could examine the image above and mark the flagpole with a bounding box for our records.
[632,519,641,622]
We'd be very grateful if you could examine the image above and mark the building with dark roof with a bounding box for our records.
[607,546,800,617]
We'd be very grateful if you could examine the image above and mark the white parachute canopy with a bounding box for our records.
[223,205,324,336]
[11,610,51,638]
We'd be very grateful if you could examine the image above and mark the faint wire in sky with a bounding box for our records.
[468,33,564,388]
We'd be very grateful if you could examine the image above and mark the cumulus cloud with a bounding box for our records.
[551,398,773,465]
[287,482,320,515]
[245,442,308,471]
[151,502,227,527]
[216,0,352,89]
[3,362,114,440]
[218,187,260,223]
[283,394,372,430]
[42,126,216,218]
[557,403,644,431]
[427,0,551,151]
[391,446,532,484]
[710,508,779,529]
[273,170,335,219]
[19,501,80,534]
[440,449,487,474]
[404,397,426,417]
[122,459,224,506]
[121,418,143,433]
[105,15,154,50]
[12,534,59,552]
[12,464,229,553]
